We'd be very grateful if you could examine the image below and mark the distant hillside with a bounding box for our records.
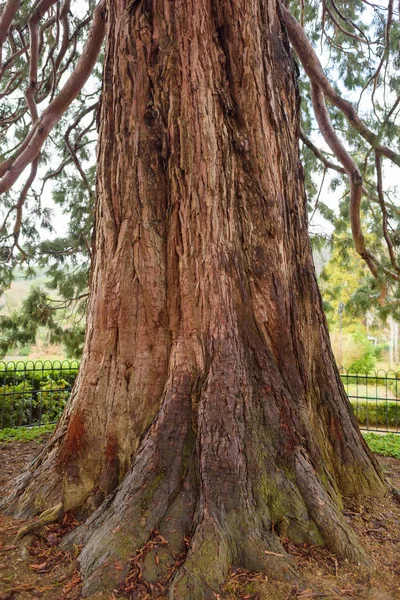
[0,271,65,361]
[0,271,48,316]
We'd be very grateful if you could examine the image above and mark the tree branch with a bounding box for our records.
[375,152,400,275]
[0,0,21,65]
[300,128,346,175]
[281,3,400,167]
[26,0,59,123]
[0,0,106,196]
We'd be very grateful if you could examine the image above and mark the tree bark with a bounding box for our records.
[3,0,385,597]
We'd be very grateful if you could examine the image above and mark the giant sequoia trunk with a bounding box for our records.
[4,0,385,597]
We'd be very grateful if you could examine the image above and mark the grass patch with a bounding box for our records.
[363,432,400,459]
[0,424,55,442]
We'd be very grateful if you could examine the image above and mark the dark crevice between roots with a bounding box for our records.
[60,372,197,595]
[122,529,191,597]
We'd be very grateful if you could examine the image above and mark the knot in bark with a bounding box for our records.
[145,106,159,124]
[234,136,249,153]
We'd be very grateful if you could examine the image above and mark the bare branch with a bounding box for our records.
[329,0,370,43]
[0,0,106,195]
[358,0,394,115]
[12,156,39,250]
[0,0,21,64]
[299,128,346,175]
[309,167,327,224]
[309,83,371,266]
[64,102,98,194]
[281,4,400,167]
[307,79,388,302]
[26,0,59,123]
[323,1,366,44]
[0,14,56,81]
[375,152,400,274]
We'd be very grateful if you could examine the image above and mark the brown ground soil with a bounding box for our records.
[0,440,399,600]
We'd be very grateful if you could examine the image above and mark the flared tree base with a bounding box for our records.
[47,353,383,599]
[2,331,385,599]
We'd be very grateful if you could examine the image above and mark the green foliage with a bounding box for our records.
[330,326,382,372]
[297,1,400,321]
[363,433,400,460]
[385,377,400,399]
[0,282,88,358]
[0,424,55,443]
[319,237,378,326]
[0,361,79,385]
[0,381,34,428]
[318,234,392,371]
[0,379,71,428]
[0,361,78,427]
[346,331,379,372]
[0,1,99,357]
[18,345,31,357]
[351,400,400,429]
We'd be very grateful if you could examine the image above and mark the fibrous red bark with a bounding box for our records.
[3,1,385,598]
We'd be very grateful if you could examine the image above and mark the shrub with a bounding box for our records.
[0,361,78,428]
[350,399,400,428]
[347,332,377,371]
[36,378,71,424]
[332,329,380,372]
[0,381,34,427]
[0,361,79,387]
[387,377,400,399]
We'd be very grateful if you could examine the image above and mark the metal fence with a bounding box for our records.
[1,361,400,433]
[340,368,400,434]
[0,360,79,429]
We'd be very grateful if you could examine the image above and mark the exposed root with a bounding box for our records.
[391,487,400,505]
[168,512,232,600]
[140,471,196,584]
[59,357,382,598]
[102,509,301,599]
[73,467,197,597]
[14,503,63,543]
[295,452,369,564]
[238,529,299,582]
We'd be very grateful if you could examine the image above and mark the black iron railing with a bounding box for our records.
[1,362,400,433]
[0,360,79,429]
[340,368,400,434]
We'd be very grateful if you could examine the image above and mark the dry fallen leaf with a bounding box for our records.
[29,562,48,571]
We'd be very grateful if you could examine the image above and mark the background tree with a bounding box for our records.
[0,0,101,356]
[0,1,399,598]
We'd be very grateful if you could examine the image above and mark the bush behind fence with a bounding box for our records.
[340,367,400,433]
[1,362,400,433]
[0,360,79,429]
